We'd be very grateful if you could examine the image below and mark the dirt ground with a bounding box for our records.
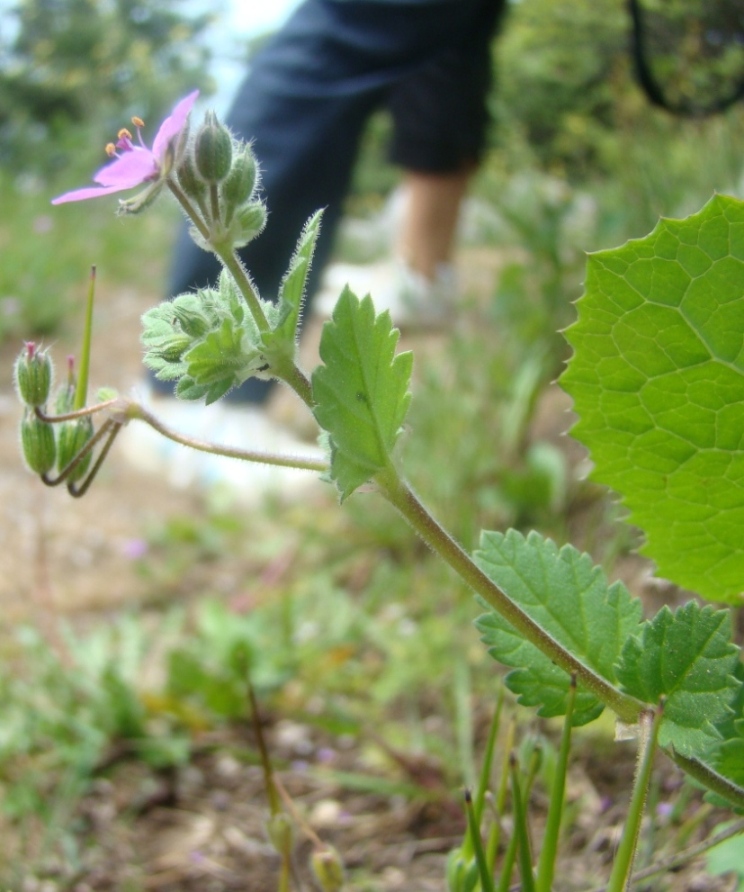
[0,257,739,891]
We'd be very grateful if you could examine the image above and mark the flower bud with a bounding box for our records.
[20,410,56,476]
[310,847,344,892]
[229,201,267,248]
[266,812,294,857]
[153,331,193,362]
[56,416,94,482]
[14,342,53,407]
[194,111,233,184]
[171,297,214,339]
[221,147,258,219]
[176,147,207,202]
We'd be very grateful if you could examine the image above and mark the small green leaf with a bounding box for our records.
[616,602,740,756]
[278,210,322,338]
[262,211,323,367]
[183,318,266,405]
[561,194,744,603]
[311,289,413,500]
[474,530,643,725]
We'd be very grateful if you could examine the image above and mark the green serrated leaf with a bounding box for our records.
[261,212,324,368]
[474,530,643,725]
[183,318,266,404]
[311,289,413,500]
[560,194,744,604]
[616,602,740,756]
[278,210,323,337]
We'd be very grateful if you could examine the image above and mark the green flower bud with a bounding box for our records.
[221,147,258,219]
[229,201,267,248]
[310,846,344,892]
[171,297,213,339]
[194,111,233,184]
[176,147,207,202]
[56,416,94,482]
[20,410,56,476]
[151,331,193,362]
[266,812,294,857]
[14,342,53,407]
[55,356,77,414]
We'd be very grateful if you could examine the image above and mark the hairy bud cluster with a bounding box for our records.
[14,344,95,481]
[175,112,266,250]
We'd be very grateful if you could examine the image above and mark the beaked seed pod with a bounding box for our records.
[14,342,53,407]
[20,410,56,475]
[56,416,94,482]
[194,111,233,184]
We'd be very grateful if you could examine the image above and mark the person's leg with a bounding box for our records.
[163,0,498,402]
[388,0,507,283]
[398,167,473,280]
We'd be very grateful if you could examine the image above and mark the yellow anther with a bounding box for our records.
[117,128,132,140]
[105,142,117,156]
[131,116,145,128]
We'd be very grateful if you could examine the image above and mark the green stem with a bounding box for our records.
[606,704,663,892]
[587,817,744,892]
[74,266,96,411]
[465,789,495,892]
[535,675,576,892]
[670,752,744,811]
[510,752,536,892]
[126,400,328,473]
[214,246,270,332]
[377,470,643,724]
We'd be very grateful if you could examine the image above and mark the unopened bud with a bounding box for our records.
[176,148,207,202]
[171,298,213,339]
[14,342,53,407]
[154,331,193,362]
[310,846,344,892]
[221,147,258,219]
[266,812,294,857]
[20,410,56,475]
[229,201,267,248]
[56,416,94,482]
[194,111,232,184]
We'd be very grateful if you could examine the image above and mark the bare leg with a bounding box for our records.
[398,167,473,280]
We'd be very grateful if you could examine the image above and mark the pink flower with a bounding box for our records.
[52,90,199,205]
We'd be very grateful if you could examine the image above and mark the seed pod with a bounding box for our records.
[14,342,53,407]
[56,416,94,482]
[194,111,233,184]
[20,410,56,475]
[310,846,344,892]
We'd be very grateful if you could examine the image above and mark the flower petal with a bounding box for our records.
[93,149,158,187]
[51,184,134,205]
[152,90,200,161]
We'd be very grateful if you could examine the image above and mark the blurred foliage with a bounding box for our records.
[0,0,214,173]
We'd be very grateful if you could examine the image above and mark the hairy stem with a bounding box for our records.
[124,399,327,473]
[377,469,644,724]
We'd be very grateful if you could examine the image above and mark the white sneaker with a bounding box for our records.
[314,259,457,329]
[118,384,327,506]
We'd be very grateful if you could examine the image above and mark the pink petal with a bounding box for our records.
[51,184,134,205]
[93,149,158,187]
[152,90,200,161]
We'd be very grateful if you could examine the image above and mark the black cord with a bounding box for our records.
[628,0,744,117]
